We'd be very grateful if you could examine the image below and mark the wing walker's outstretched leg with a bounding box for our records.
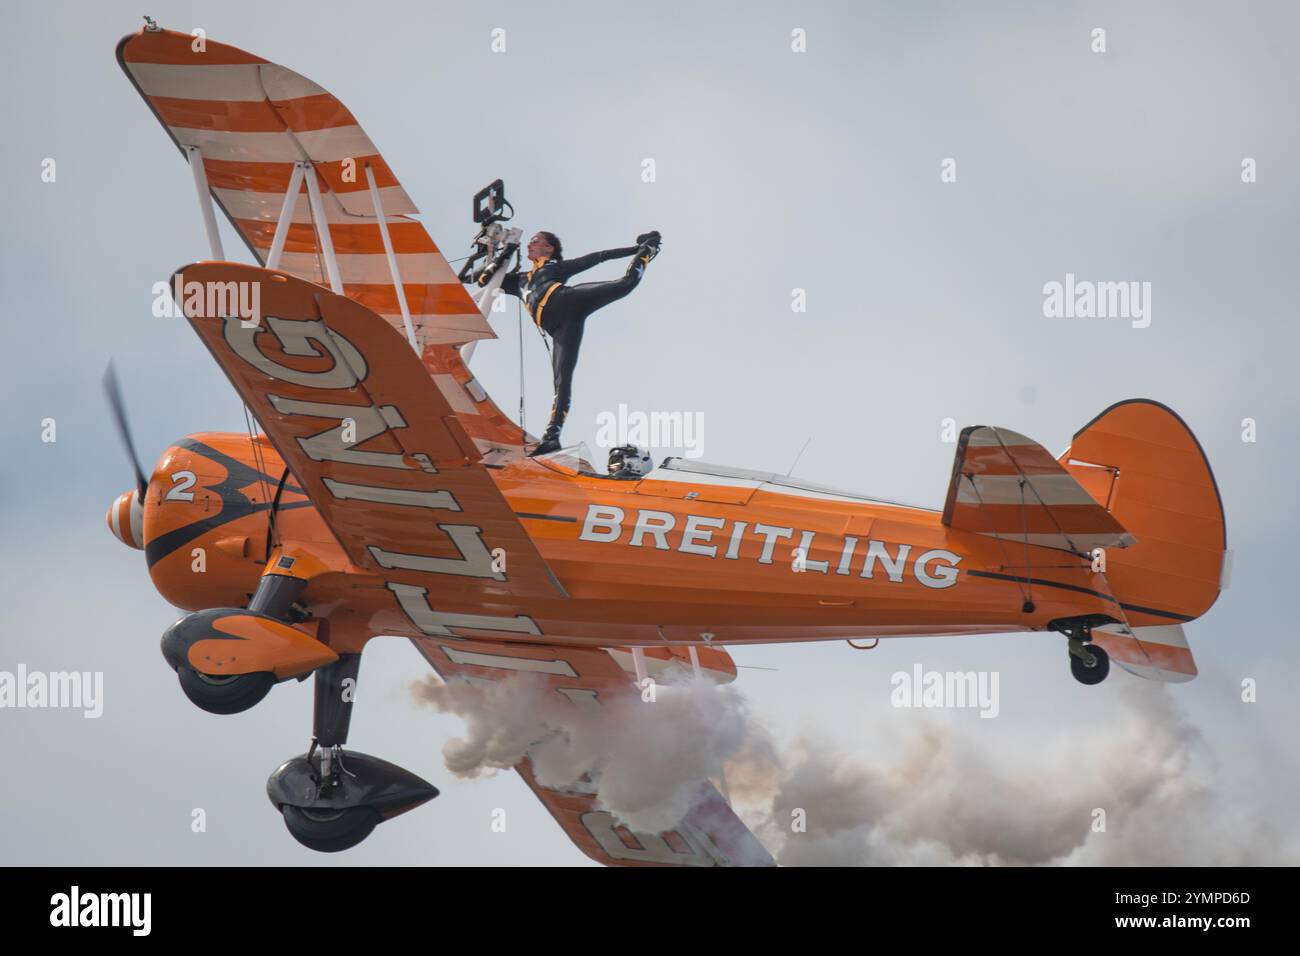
[459,185,661,459]
[530,232,661,457]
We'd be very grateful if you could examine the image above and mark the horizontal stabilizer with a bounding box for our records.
[942,426,1135,554]
[1093,624,1197,682]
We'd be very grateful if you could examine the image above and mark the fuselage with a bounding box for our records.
[119,431,1113,654]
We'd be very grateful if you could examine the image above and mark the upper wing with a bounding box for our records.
[117,26,527,454]
[412,636,775,867]
[942,425,1135,555]
[178,261,560,607]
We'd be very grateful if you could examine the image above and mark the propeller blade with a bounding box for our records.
[103,361,148,500]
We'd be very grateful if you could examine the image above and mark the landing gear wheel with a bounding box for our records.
[1070,644,1110,685]
[281,804,381,853]
[177,667,274,715]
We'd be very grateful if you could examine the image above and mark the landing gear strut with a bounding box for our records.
[1051,616,1113,686]
[266,653,439,852]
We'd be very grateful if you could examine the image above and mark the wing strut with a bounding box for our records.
[266,162,307,271]
[365,162,419,353]
[185,145,224,259]
[302,164,343,294]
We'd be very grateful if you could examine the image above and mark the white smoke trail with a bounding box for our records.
[411,672,773,834]
[413,671,1287,865]
[736,681,1287,866]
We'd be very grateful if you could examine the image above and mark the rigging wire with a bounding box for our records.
[786,437,812,477]
[1018,475,1034,610]
[502,244,551,443]
[517,293,525,433]
[993,428,1089,559]
[240,403,274,518]
[963,472,1032,609]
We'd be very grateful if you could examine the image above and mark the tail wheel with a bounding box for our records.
[177,667,274,715]
[281,804,381,853]
[1070,644,1110,685]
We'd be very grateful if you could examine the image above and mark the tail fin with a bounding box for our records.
[1059,400,1228,632]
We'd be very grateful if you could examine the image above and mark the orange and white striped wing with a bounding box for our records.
[942,425,1135,554]
[117,27,527,455]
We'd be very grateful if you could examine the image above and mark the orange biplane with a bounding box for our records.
[107,22,1228,864]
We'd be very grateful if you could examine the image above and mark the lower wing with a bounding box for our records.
[411,636,775,867]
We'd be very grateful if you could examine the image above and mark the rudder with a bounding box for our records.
[1059,399,1227,629]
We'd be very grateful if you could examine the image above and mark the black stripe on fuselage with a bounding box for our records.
[965,569,1194,622]
[145,438,308,568]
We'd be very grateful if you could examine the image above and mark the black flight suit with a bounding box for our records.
[500,247,645,447]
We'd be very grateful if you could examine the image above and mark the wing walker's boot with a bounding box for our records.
[528,429,563,458]
[628,230,661,277]
[528,413,566,458]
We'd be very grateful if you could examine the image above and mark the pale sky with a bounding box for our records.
[1,0,1296,865]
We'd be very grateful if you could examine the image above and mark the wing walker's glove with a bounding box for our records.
[475,239,520,286]
[635,230,661,247]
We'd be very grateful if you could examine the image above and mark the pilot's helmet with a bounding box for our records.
[607,444,653,478]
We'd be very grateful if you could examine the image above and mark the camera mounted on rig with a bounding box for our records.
[457,179,521,285]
